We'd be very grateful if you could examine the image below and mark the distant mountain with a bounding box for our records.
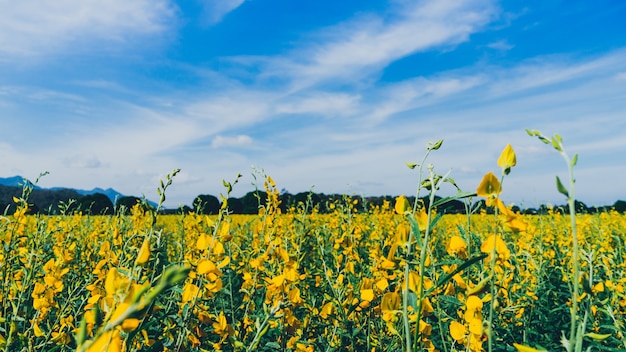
[0,176,125,204]
[0,175,41,189]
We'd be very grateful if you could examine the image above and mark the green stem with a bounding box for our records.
[564,154,580,351]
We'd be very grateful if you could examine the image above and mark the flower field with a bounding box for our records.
[2,133,626,352]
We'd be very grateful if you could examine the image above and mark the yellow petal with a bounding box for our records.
[375,278,389,292]
[197,260,216,275]
[135,237,151,265]
[447,235,467,257]
[449,320,466,341]
[476,172,501,199]
[465,295,483,312]
[360,289,374,302]
[497,144,517,170]
[394,195,410,215]
[196,234,210,251]
[33,321,45,337]
[381,292,401,313]
[468,317,483,335]
[87,329,122,352]
[212,241,225,256]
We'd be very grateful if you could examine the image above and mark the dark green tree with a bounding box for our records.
[193,194,221,215]
[115,196,143,214]
[75,193,114,215]
[241,191,267,214]
[226,197,243,214]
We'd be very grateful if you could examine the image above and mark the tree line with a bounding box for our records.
[1,184,625,216]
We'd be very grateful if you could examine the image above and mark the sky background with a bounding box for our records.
[1,0,625,209]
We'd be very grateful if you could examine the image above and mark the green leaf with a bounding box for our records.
[406,213,423,248]
[425,253,488,296]
[405,162,418,169]
[583,332,611,341]
[433,192,476,208]
[571,153,578,167]
[556,176,569,198]
[538,136,550,144]
[429,139,443,150]
[429,211,444,231]
[550,136,561,151]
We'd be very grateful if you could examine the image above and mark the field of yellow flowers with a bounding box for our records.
[1,132,626,352]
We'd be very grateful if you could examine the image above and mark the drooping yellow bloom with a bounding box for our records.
[104,268,130,302]
[360,289,374,302]
[476,172,501,206]
[480,234,511,260]
[196,233,210,251]
[394,195,410,215]
[87,329,122,352]
[447,235,467,258]
[494,198,528,233]
[497,144,517,173]
[450,320,466,342]
[135,237,151,265]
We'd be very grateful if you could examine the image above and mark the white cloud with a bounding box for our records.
[62,155,104,169]
[266,0,497,85]
[211,135,253,148]
[0,0,176,58]
[275,93,360,117]
[200,0,245,25]
[487,40,514,51]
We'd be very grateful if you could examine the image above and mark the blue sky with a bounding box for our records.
[1,0,625,208]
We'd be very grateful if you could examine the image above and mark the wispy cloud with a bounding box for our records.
[62,155,104,169]
[487,39,514,50]
[199,0,245,25]
[0,0,176,59]
[253,0,497,87]
[211,135,253,148]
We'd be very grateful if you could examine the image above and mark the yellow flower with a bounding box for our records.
[87,329,122,352]
[381,292,401,322]
[104,268,129,300]
[468,317,483,335]
[494,198,528,233]
[135,237,151,266]
[449,320,466,342]
[447,235,467,258]
[476,172,501,205]
[33,321,45,337]
[497,144,517,174]
[319,302,333,319]
[415,207,429,232]
[394,195,410,215]
[360,289,374,302]
[465,295,483,313]
[480,234,511,260]
[196,233,210,251]
[213,312,232,339]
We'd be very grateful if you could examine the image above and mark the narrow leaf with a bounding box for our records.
[406,213,423,248]
[425,253,488,296]
[571,153,578,167]
[556,176,569,198]
[433,192,477,207]
[583,332,611,341]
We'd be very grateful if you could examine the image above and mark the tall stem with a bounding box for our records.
[564,154,579,350]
